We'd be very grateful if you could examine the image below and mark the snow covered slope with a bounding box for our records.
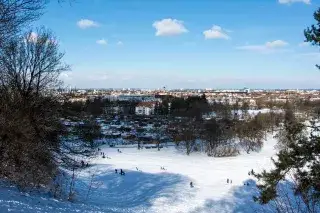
[0,135,278,213]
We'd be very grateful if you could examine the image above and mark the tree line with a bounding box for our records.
[0,1,89,197]
[168,109,283,157]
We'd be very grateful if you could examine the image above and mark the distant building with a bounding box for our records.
[243,87,250,94]
[77,89,87,94]
[105,94,161,102]
[69,97,87,102]
[202,112,217,120]
[105,106,124,115]
[135,102,156,116]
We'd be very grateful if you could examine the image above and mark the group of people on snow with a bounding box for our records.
[115,169,125,175]
[97,146,255,189]
[248,169,254,176]
[80,160,89,168]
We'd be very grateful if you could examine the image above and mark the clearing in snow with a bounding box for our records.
[0,135,279,213]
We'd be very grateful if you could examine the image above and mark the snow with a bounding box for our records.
[0,135,279,213]
[232,108,283,116]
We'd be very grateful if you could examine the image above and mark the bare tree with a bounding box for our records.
[0,0,45,47]
[0,29,69,190]
[0,29,69,96]
[85,169,103,200]
[171,120,197,155]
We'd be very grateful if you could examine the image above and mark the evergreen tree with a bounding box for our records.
[304,8,320,69]
[253,8,320,211]
[254,121,320,210]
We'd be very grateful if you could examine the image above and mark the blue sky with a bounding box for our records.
[35,0,320,89]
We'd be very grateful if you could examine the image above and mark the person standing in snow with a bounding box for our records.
[227,179,229,184]
[115,169,118,174]
[190,182,193,188]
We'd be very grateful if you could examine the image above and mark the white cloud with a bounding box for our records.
[60,72,72,79]
[237,40,289,53]
[237,45,267,51]
[152,18,188,36]
[117,41,123,45]
[77,19,99,29]
[278,0,311,4]
[265,40,288,48]
[299,42,310,47]
[88,74,110,81]
[25,32,57,44]
[297,52,320,57]
[203,25,230,40]
[121,76,132,81]
[96,39,107,45]
[28,32,38,42]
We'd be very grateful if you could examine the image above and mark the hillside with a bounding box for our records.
[0,134,280,213]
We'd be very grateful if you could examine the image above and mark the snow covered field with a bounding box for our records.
[0,135,278,213]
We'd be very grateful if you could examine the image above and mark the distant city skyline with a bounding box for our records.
[37,0,320,89]
[64,86,320,91]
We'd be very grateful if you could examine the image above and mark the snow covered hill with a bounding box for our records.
[0,135,278,213]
